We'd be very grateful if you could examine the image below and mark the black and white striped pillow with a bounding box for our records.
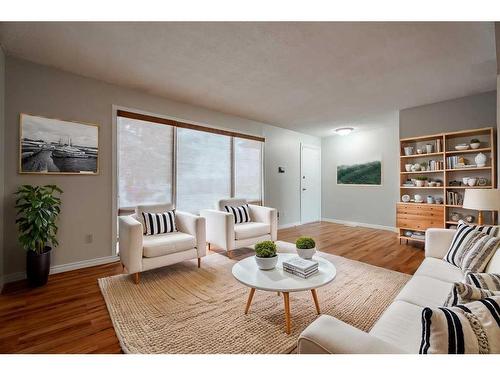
[465,271,500,290]
[141,210,177,235]
[443,221,500,272]
[224,204,251,224]
[445,282,500,306]
[419,296,500,354]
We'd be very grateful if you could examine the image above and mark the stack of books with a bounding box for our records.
[283,257,319,279]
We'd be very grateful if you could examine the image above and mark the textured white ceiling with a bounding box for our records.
[0,22,496,137]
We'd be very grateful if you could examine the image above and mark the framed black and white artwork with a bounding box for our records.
[19,114,99,175]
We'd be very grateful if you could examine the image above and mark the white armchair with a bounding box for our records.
[200,198,277,252]
[119,203,206,284]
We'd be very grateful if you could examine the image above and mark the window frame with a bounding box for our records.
[116,110,264,211]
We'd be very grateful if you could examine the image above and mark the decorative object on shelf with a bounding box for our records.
[404,146,414,156]
[414,176,427,187]
[454,144,470,151]
[449,180,462,187]
[463,189,500,225]
[414,194,423,203]
[402,179,415,187]
[435,197,443,204]
[427,196,434,204]
[14,184,63,287]
[417,148,423,154]
[425,144,433,153]
[336,160,381,185]
[420,162,428,171]
[295,236,316,260]
[404,230,413,237]
[405,164,412,172]
[254,241,278,270]
[450,212,461,222]
[467,178,477,187]
[411,163,421,172]
[464,215,475,223]
[462,177,470,185]
[477,177,488,186]
[20,113,99,175]
[474,152,487,167]
[435,181,442,187]
[470,139,481,149]
[428,181,436,187]
[401,194,411,203]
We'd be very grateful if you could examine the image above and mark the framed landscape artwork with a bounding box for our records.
[337,160,382,185]
[19,114,99,175]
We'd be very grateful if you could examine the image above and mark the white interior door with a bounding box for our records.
[300,144,321,224]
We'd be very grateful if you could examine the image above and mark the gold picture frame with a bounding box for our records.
[19,113,100,175]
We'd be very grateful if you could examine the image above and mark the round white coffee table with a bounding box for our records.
[232,253,336,334]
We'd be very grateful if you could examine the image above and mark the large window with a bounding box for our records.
[117,111,263,213]
[176,128,231,214]
[118,117,173,208]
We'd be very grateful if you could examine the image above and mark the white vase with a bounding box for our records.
[415,180,424,187]
[475,152,487,167]
[296,247,316,260]
[254,255,278,270]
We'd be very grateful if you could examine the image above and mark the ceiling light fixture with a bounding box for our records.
[335,127,354,136]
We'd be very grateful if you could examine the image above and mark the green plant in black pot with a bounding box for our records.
[15,185,63,287]
[254,240,278,270]
[295,236,316,259]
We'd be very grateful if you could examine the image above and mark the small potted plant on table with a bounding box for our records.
[296,236,316,259]
[15,185,63,287]
[414,176,428,187]
[254,240,278,270]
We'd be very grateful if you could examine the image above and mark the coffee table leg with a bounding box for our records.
[311,289,320,314]
[245,288,256,314]
[283,292,291,334]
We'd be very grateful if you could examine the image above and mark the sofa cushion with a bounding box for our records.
[419,297,500,354]
[234,222,270,240]
[395,275,453,307]
[142,232,196,258]
[370,300,424,354]
[414,258,464,283]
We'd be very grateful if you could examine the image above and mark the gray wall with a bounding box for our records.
[3,57,319,277]
[321,112,399,229]
[0,46,5,289]
[399,91,496,138]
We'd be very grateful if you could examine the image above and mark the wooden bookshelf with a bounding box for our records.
[398,127,496,245]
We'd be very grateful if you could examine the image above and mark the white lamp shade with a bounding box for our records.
[463,189,500,211]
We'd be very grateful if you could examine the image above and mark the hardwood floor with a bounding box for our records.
[0,222,424,354]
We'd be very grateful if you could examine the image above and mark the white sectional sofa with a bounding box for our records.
[298,228,500,354]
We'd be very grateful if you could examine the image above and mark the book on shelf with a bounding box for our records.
[446,191,462,205]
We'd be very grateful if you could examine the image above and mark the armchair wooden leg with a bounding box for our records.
[198,257,201,268]
[133,272,140,284]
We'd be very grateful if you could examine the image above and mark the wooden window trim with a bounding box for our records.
[117,110,265,143]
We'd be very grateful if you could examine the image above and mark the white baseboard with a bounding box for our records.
[2,255,120,284]
[278,221,302,229]
[321,217,397,233]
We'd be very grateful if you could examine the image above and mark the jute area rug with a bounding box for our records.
[99,245,410,354]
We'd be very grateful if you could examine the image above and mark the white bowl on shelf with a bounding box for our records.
[454,144,470,151]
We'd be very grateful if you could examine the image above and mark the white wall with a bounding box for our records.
[321,112,399,230]
[263,126,320,227]
[3,57,320,279]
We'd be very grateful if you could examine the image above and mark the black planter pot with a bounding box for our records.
[26,247,52,287]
